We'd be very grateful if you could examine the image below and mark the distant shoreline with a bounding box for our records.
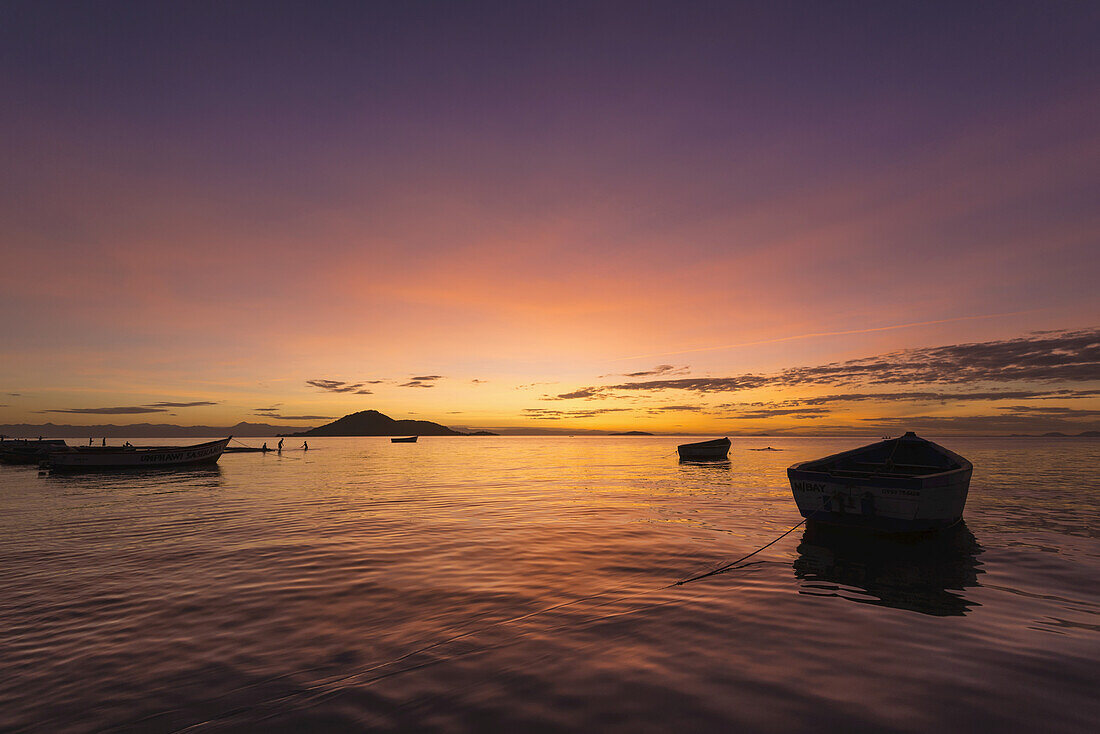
[2,425,1096,440]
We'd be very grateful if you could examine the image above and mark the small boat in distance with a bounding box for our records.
[787,432,972,533]
[677,437,730,461]
[391,436,418,443]
[46,437,232,472]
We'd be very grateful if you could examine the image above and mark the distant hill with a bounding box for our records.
[0,421,302,438]
[610,431,654,436]
[467,430,499,436]
[289,410,466,437]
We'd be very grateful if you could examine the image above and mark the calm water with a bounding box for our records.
[1,436,1097,733]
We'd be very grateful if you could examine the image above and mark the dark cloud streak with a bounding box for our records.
[40,407,168,415]
[400,375,444,388]
[558,329,1100,398]
[307,378,377,394]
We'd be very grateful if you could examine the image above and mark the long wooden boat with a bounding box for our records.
[677,437,730,460]
[391,436,418,443]
[0,439,69,465]
[45,437,231,472]
[787,432,972,533]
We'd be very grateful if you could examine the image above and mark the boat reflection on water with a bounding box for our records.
[43,465,224,492]
[678,458,731,469]
[793,521,983,616]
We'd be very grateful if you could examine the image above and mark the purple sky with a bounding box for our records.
[1,1,1097,433]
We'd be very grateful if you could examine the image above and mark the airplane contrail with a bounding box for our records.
[612,310,1039,362]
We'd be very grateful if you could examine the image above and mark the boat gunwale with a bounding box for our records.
[787,435,972,482]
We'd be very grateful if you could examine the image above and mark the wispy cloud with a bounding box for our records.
[400,375,444,388]
[718,388,1100,410]
[39,406,168,415]
[306,378,379,394]
[559,329,1100,398]
[645,404,705,412]
[723,407,831,419]
[523,407,631,420]
[995,405,1100,417]
[860,413,1100,434]
[604,364,691,379]
[253,413,334,421]
[546,387,604,400]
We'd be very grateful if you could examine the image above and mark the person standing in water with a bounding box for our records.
[302,441,308,451]
[278,438,284,453]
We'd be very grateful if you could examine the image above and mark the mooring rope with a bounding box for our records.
[672,518,807,586]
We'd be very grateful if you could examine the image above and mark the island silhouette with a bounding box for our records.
[285,410,495,437]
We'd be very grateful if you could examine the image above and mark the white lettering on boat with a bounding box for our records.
[140,445,219,463]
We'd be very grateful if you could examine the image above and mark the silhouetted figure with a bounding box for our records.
[302,441,309,451]
[89,438,93,446]
[278,438,284,453]
[262,442,268,451]
[102,438,106,446]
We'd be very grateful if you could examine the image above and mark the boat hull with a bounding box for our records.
[391,436,418,443]
[46,438,231,472]
[788,464,972,533]
[677,438,730,461]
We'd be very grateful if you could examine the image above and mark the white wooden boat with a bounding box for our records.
[677,437,730,460]
[46,437,231,472]
[787,432,972,533]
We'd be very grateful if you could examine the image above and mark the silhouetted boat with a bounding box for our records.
[0,438,69,465]
[45,437,231,471]
[787,432,972,533]
[391,436,418,443]
[677,437,730,460]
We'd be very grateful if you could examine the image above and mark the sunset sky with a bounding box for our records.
[1,1,1097,435]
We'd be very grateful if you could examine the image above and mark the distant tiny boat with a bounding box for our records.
[677,437,730,461]
[787,432,972,533]
[391,436,418,443]
[46,437,231,471]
